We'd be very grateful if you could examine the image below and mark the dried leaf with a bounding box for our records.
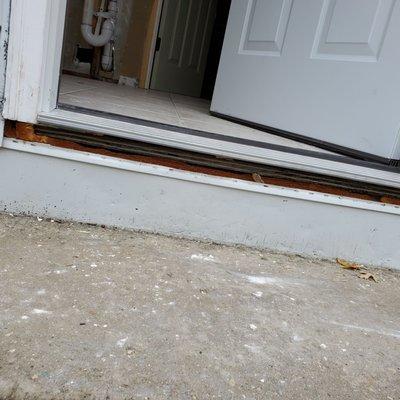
[358,272,378,282]
[336,258,361,270]
[252,173,265,184]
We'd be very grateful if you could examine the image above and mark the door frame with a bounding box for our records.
[3,0,66,120]
[0,0,10,145]
[143,0,164,89]
[3,0,400,189]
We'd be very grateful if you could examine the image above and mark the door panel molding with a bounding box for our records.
[311,0,395,62]
[239,0,293,56]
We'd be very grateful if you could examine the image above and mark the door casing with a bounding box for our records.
[0,0,10,145]
[3,0,400,187]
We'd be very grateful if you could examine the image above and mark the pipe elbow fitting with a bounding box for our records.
[81,19,113,47]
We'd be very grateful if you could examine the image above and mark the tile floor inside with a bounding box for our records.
[59,74,333,154]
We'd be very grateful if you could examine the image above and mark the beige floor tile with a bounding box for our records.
[58,75,335,154]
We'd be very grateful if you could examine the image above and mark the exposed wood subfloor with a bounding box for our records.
[5,122,400,205]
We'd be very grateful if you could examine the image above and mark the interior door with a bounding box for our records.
[0,0,9,145]
[211,0,400,160]
[151,0,218,97]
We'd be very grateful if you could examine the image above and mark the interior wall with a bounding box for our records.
[62,0,90,75]
[112,1,137,80]
[120,0,159,87]
[62,0,143,82]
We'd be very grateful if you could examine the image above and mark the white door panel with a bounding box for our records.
[151,0,217,97]
[211,0,400,160]
[0,0,9,144]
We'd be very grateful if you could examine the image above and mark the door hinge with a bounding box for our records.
[155,37,161,52]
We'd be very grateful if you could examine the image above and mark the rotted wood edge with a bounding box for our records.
[4,121,400,206]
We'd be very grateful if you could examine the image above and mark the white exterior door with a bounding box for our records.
[0,0,9,144]
[211,0,400,160]
[151,0,217,97]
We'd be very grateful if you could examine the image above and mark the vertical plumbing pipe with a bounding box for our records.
[81,0,114,48]
[101,0,117,71]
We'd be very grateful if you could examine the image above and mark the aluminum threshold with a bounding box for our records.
[37,107,400,190]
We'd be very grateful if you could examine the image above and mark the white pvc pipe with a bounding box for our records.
[108,0,117,14]
[101,0,117,71]
[81,0,114,48]
[101,42,113,71]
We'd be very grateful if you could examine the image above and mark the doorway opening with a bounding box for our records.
[58,0,337,156]
[59,0,232,132]
[61,0,231,97]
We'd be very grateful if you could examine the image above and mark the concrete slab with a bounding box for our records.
[0,214,399,399]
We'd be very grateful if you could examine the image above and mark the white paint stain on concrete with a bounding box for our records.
[31,309,51,315]
[244,274,303,288]
[246,275,280,285]
[116,337,128,347]
[330,321,400,339]
[244,344,261,354]
[190,254,216,262]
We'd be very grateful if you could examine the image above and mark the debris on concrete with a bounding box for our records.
[358,271,378,282]
[336,258,362,270]
[0,213,399,399]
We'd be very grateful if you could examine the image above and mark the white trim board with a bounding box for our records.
[38,108,400,189]
[4,137,400,215]
[2,0,67,121]
[1,138,400,269]
[0,0,10,145]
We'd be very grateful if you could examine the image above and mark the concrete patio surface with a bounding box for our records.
[0,213,399,399]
